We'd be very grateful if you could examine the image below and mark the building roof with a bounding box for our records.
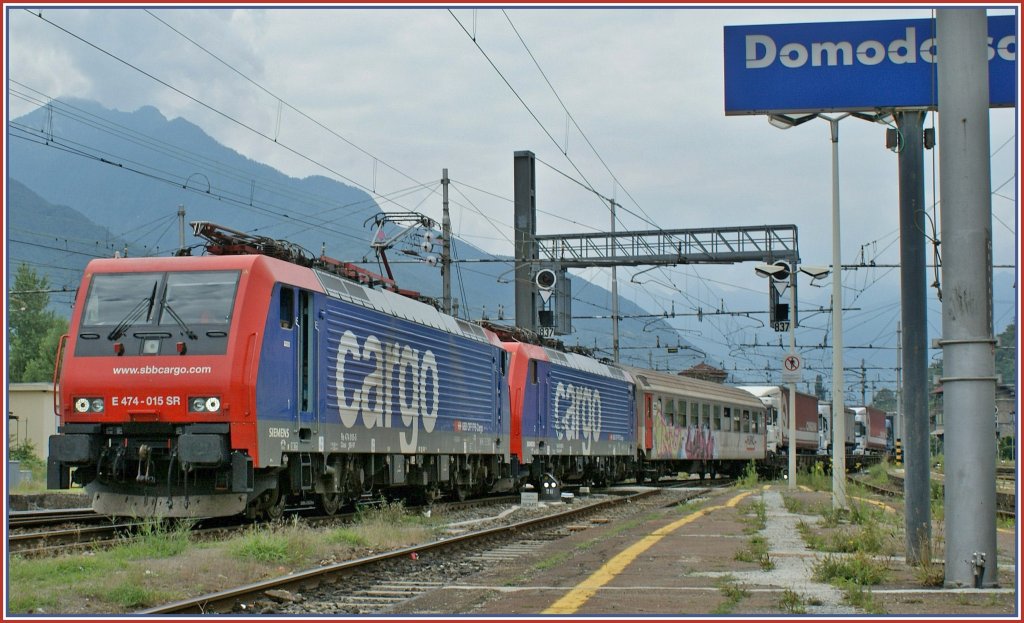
[679,362,728,383]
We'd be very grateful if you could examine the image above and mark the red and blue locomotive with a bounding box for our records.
[49,223,517,518]
[48,222,773,519]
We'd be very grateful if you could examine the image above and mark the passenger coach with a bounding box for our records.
[623,366,767,481]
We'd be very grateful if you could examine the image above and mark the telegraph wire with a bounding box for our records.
[26,10,424,218]
[501,10,658,231]
[450,9,659,233]
[7,87,382,241]
[143,9,438,211]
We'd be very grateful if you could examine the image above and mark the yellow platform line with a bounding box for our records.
[542,490,753,615]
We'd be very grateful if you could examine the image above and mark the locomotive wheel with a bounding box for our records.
[318,492,342,516]
[263,489,287,521]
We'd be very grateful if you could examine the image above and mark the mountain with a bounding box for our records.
[6,178,131,310]
[6,99,699,368]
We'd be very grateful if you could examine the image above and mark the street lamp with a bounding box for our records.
[754,261,830,491]
[768,111,851,509]
[755,259,797,489]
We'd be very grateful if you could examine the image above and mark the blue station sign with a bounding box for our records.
[724,15,1017,114]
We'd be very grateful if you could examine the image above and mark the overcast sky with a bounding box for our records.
[5,4,1019,394]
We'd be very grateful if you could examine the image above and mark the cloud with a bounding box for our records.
[6,4,1018,386]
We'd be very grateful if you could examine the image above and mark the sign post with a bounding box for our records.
[725,10,1012,559]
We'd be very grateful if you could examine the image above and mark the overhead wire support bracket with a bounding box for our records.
[532,224,799,268]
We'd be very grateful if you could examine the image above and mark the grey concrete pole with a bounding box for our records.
[937,9,998,588]
[895,110,931,565]
[611,200,620,363]
[787,270,796,491]
[513,151,538,332]
[827,116,847,510]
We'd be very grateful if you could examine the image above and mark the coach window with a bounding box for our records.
[734,408,742,432]
[690,402,700,428]
[279,287,294,329]
[664,398,675,426]
[713,405,721,431]
[749,410,759,433]
[701,403,711,430]
[742,410,751,433]
[680,401,688,428]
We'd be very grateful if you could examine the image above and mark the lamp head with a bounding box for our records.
[754,261,790,280]
[799,265,830,280]
[767,113,818,129]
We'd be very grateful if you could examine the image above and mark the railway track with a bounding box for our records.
[7,492,529,557]
[137,487,699,615]
[8,507,102,529]
[850,472,1015,520]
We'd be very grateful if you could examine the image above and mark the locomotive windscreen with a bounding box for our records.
[76,270,240,356]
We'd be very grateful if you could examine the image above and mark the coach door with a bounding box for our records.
[296,290,319,437]
[644,394,653,453]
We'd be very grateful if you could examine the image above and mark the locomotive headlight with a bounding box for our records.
[189,396,222,413]
[74,397,104,413]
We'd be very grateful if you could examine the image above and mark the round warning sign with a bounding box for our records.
[782,352,802,382]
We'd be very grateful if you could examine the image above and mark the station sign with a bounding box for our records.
[724,15,1017,114]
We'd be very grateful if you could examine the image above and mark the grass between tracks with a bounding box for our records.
[7,501,440,615]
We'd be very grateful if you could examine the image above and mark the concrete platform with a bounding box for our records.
[395,485,1018,616]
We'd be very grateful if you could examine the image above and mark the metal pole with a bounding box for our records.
[827,116,846,509]
[177,204,186,253]
[937,9,997,588]
[787,266,796,490]
[441,168,452,315]
[896,322,903,445]
[610,199,620,363]
[861,359,867,406]
[895,109,931,564]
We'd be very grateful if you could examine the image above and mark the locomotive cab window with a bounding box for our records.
[82,272,162,327]
[279,286,294,329]
[76,270,240,357]
[159,271,238,326]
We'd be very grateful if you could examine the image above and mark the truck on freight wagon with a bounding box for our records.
[851,406,888,455]
[737,386,821,457]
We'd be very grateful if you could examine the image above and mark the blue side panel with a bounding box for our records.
[255,287,296,428]
[523,360,635,459]
[319,294,503,455]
